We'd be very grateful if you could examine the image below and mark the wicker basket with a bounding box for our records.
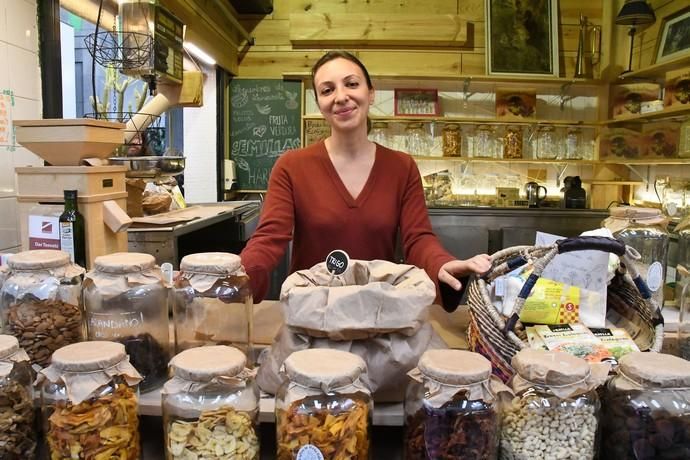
[467,236,664,383]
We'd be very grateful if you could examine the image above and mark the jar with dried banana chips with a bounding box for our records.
[39,340,143,460]
[0,249,85,367]
[0,334,36,458]
[172,252,252,358]
[83,252,170,392]
[163,345,259,460]
[276,349,372,460]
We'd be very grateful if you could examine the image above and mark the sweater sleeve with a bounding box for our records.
[239,154,295,303]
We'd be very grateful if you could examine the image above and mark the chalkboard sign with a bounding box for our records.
[304,118,331,147]
[230,79,302,191]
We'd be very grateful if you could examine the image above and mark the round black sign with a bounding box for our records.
[326,249,349,275]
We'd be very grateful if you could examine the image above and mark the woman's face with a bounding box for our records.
[313,57,374,133]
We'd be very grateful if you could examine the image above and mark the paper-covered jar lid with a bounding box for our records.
[0,334,30,378]
[418,349,491,385]
[180,252,243,275]
[170,345,246,381]
[94,252,156,274]
[617,352,690,389]
[283,349,366,390]
[51,340,129,371]
[9,249,70,270]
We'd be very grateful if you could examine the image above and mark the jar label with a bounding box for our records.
[326,249,349,275]
[87,311,145,339]
[296,444,324,460]
[647,261,664,292]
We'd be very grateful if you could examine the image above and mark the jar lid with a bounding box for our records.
[618,352,690,388]
[8,249,70,270]
[51,341,127,372]
[418,349,491,385]
[512,349,590,386]
[443,124,460,130]
[0,334,20,359]
[283,349,366,390]
[94,252,156,273]
[371,121,388,128]
[609,206,663,219]
[180,252,242,275]
[406,122,423,129]
[170,346,246,381]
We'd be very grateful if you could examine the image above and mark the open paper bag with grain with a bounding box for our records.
[256,259,445,402]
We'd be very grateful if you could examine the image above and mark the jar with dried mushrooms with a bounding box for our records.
[163,346,259,460]
[39,341,142,460]
[0,249,85,367]
[172,252,252,358]
[83,252,170,392]
[276,349,371,460]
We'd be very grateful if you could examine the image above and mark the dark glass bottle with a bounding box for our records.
[59,190,86,268]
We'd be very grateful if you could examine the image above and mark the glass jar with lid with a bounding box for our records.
[173,252,252,359]
[603,207,669,308]
[405,122,430,155]
[676,215,690,306]
[83,252,169,392]
[163,346,260,460]
[473,125,496,158]
[276,349,372,460]
[442,124,462,157]
[503,126,523,159]
[500,349,609,460]
[0,249,85,367]
[0,334,35,457]
[404,350,507,459]
[565,127,583,160]
[39,341,142,460]
[536,125,559,159]
[369,121,391,148]
[600,352,690,458]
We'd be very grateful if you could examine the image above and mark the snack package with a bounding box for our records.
[589,327,640,360]
[525,326,548,350]
[533,323,613,363]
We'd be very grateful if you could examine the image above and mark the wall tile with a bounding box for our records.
[0,43,9,90]
[0,150,14,197]
[0,197,19,250]
[0,0,7,43]
[7,45,39,100]
[5,0,37,52]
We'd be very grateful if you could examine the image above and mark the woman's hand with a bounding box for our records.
[438,254,492,291]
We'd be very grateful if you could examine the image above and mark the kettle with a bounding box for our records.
[525,181,547,208]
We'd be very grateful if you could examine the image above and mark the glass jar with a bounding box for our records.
[536,125,559,159]
[600,352,690,458]
[680,118,690,158]
[163,346,259,460]
[276,349,372,460]
[83,252,170,392]
[501,349,607,460]
[503,126,523,159]
[369,121,391,148]
[0,249,85,367]
[603,207,669,308]
[473,125,496,158]
[442,124,462,157]
[405,122,430,155]
[173,252,252,359]
[565,127,583,160]
[404,350,503,459]
[677,216,690,306]
[0,334,35,457]
[40,341,142,460]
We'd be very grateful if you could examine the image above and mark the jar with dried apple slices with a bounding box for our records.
[0,334,35,458]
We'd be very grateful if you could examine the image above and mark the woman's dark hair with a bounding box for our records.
[310,50,373,97]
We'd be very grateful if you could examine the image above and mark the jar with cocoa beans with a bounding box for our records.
[162,345,259,460]
[404,349,509,460]
[275,349,372,460]
[83,252,170,392]
[501,349,610,460]
[600,352,690,459]
[172,252,252,359]
[0,249,85,367]
[0,334,36,458]
[39,341,142,460]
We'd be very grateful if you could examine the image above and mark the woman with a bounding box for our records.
[240,50,491,307]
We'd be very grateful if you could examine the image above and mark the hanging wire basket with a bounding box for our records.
[85,111,162,156]
[84,31,153,70]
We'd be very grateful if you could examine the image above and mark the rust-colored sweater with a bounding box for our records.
[240,141,455,302]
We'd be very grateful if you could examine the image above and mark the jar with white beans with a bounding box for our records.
[500,349,610,460]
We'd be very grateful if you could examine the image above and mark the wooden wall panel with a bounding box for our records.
[358,51,462,77]
[272,0,464,19]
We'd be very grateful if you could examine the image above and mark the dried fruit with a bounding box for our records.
[0,379,36,458]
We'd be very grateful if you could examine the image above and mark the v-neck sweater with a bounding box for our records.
[240,141,455,302]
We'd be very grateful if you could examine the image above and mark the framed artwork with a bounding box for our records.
[485,0,560,77]
[496,89,537,119]
[394,89,439,116]
[655,6,690,64]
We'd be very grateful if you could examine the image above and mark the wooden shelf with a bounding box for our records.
[618,56,690,80]
[303,114,598,127]
[587,180,644,186]
[599,158,690,165]
[602,104,690,125]
[410,156,595,165]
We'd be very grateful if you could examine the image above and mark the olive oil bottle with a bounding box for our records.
[59,190,86,268]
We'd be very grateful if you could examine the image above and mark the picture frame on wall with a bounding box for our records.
[655,6,690,64]
[394,89,439,116]
[485,0,560,77]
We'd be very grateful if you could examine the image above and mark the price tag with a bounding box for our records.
[326,249,349,276]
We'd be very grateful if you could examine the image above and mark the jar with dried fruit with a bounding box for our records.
[172,252,253,359]
[404,350,508,460]
[0,249,85,367]
[275,349,372,460]
[83,252,170,392]
[500,349,609,460]
[0,334,36,458]
[600,352,690,459]
[39,341,142,460]
[162,345,260,460]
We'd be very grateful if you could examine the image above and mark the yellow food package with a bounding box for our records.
[519,278,580,325]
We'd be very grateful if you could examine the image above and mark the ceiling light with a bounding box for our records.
[183,42,216,66]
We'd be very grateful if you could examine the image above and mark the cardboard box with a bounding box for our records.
[641,122,680,158]
[611,83,662,119]
[496,89,536,120]
[664,67,690,108]
[599,127,642,159]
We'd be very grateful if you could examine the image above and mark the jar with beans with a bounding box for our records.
[404,349,509,460]
[0,249,85,367]
[600,352,690,460]
[500,349,610,460]
[275,349,372,460]
[0,334,35,458]
[163,346,259,460]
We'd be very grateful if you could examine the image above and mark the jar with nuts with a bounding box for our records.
[500,349,610,460]
[172,252,253,360]
[0,249,85,367]
[600,352,690,459]
[0,334,36,458]
[83,252,170,393]
[276,349,372,460]
[163,345,259,460]
[39,341,143,460]
[404,350,510,460]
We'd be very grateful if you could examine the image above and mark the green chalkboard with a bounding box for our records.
[230,79,302,191]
